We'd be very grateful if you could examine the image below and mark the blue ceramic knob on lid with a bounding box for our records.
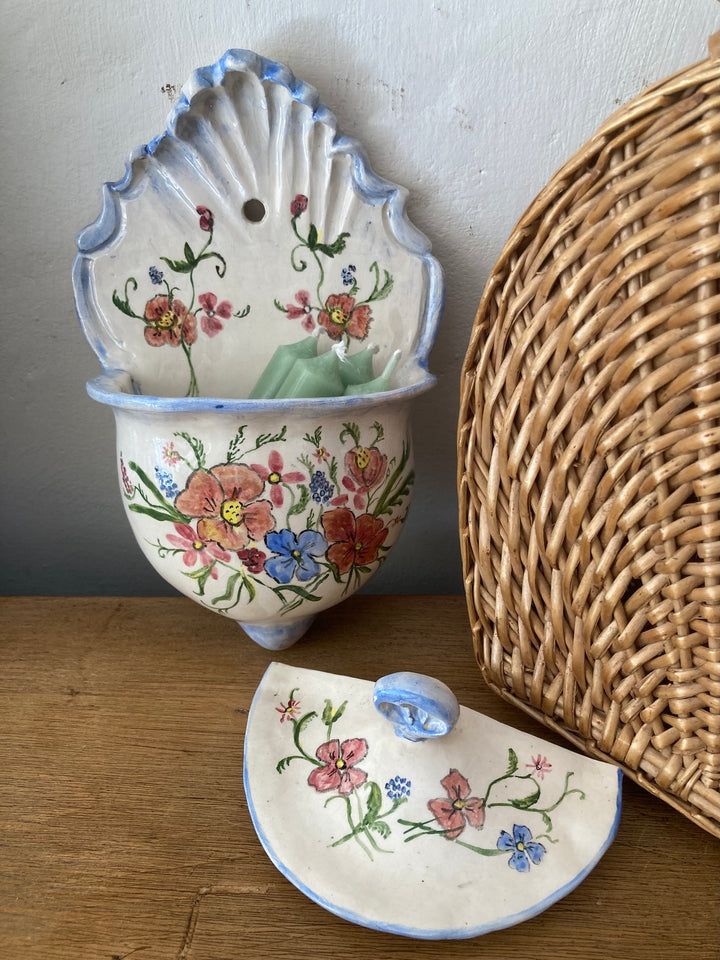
[373,671,460,741]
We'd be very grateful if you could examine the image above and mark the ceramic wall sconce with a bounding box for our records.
[73,49,444,649]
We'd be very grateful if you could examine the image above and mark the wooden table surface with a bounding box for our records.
[1,596,717,960]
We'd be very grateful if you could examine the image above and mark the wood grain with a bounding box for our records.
[1,596,717,960]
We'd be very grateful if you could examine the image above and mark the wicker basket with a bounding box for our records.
[458,39,719,836]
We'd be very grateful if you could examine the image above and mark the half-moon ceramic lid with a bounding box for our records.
[243,662,622,939]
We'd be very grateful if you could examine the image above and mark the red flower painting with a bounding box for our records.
[165,523,231,572]
[175,464,275,551]
[308,738,369,796]
[198,291,232,337]
[428,770,485,840]
[320,508,388,575]
[318,294,371,341]
[142,295,197,347]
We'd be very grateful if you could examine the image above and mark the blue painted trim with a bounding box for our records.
[73,48,444,381]
[243,668,624,940]
[86,371,435,413]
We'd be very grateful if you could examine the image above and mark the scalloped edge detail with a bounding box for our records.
[72,48,444,384]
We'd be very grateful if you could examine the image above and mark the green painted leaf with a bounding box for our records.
[197,249,227,278]
[128,503,177,522]
[287,485,310,519]
[339,421,360,446]
[174,432,206,470]
[243,575,256,603]
[303,426,323,447]
[112,289,137,318]
[510,785,541,810]
[226,425,247,463]
[182,563,214,596]
[211,570,241,604]
[307,223,318,249]
[370,820,391,839]
[277,584,322,603]
[159,256,193,274]
[315,232,349,258]
[294,712,317,747]
[369,267,393,302]
[364,781,383,822]
[506,748,519,776]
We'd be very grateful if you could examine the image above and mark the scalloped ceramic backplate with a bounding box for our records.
[244,664,622,939]
[73,50,443,399]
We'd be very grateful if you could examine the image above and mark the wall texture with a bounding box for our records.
[1,0,717,596]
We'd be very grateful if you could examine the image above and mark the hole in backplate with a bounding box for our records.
[243,198,266,223]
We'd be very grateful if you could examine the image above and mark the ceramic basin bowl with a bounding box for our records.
[73,50,443,648]
[89,372,427,648]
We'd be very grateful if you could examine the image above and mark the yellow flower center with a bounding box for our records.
[291,549,302,561]
[329,306,349,326]
[220,499,244,526]
[192,541,204,551]
[335,758,346,770]
[354,447,371,470]
[268,471,282,484]
[452,799,467,811]
[516,842,525,851]
[157,310,175,329]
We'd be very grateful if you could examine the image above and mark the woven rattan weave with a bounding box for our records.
[458,42,719,835]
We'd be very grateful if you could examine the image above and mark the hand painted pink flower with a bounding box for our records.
[340,475,367,512]
[238,547,266,574]
[321,508,388,575]
[526,755,552,779]
[311,445,330,464]
[251,451,305,508]
[175,464,275,551]
[198,292,232,337]
[276,697,301,723]
[318,294,371,341]
[162,442,182,466]
[345,446,387,492]
[196,205,214,231]
[308,738,368,796]
[428,769,485,840]
[143,295,197,347]
[285,290,313,320]
[290,194,308,217]
[120,455,134,495]
[165,523,231,574]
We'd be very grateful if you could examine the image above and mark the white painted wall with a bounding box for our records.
[1,0,716,596]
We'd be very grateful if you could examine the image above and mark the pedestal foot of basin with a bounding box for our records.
[239,616,316,650]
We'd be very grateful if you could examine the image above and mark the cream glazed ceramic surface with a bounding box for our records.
[73,50,444,648]
[73,49,443,399]
[244,664,623,938]
[100,376,417,648]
